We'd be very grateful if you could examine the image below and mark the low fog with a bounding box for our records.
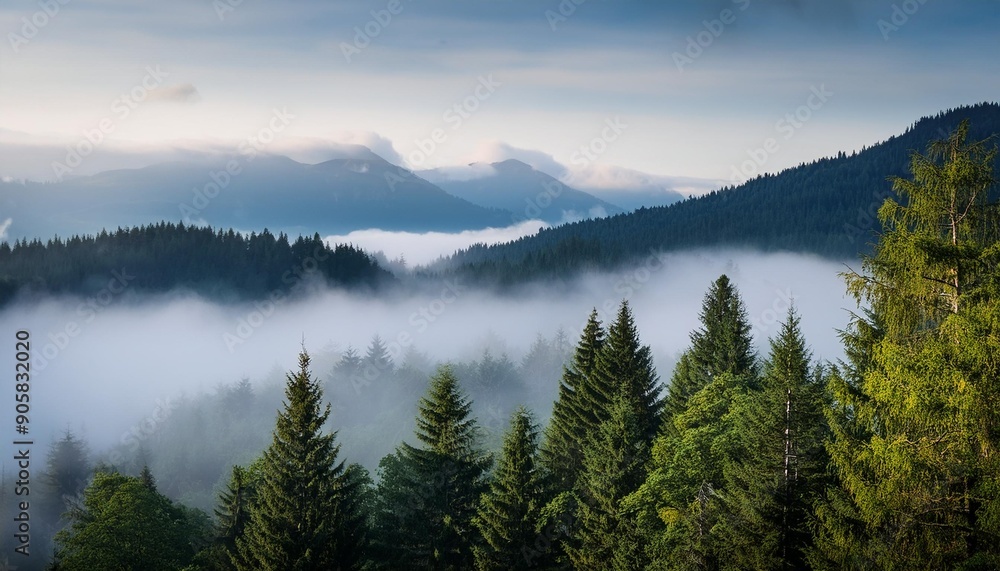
[1,249,855,483]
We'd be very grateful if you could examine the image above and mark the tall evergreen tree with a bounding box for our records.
[213,465,257,570]
[236,350,364,571]
[631,277,759,569]
[716,308,830,570]
[663,275,757,427]
[371,365,491,570]
[473,407,542,571]
[821,120,1000,568]
[539,309,605,495]
[567,396,650,570]
[40,431,91,528]
[590,300,663,448]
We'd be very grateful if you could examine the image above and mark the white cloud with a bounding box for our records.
[460,141,568,179]
[0,218,12,240]
[563,163,722,197]
[419,163,497,182]
[325,220,547,267]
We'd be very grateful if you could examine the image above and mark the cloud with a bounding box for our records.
[418,163,498,183]
[325,220,547,267]
[148,83,201,103]
[564,164,722,197]
[0,218,12,240]
[461,141,568,179]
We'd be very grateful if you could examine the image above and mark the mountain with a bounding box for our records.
[439,102,1000,284]
[0,151,511,241]
[421,159,624,223]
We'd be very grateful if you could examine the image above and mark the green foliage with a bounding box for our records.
[236,350,364,571]
[473,407,542,571]
[370,365,491,570]
[663,275,757,429]
[716,309,830,570]
[52,469,206,571]
[567,396,651,570]
[823,120,1000,568]
[540,309,606,496]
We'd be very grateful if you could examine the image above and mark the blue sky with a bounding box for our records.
[1,0,998,187]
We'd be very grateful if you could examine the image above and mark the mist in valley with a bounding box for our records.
[1,246,855,511]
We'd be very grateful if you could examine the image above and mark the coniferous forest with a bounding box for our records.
[3,125,1000,569]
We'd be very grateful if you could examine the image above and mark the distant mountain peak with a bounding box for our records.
[490,158,535,173]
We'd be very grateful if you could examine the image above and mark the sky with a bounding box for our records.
[1,0,998,188]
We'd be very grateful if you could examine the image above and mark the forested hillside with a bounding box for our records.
[0,222,391,306]
[442,102,1000,284]
[7,121,999,569]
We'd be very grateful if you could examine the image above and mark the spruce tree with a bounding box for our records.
[40,431,90,529]
[716,308,830,570]
[371,365,491,570]
[589,300,663,448]
[664,274,757,427]
[236,350,363,571]
[566,396,650,571]
[473,407,542,571]
[539,309,605,494]
[214,465,257,570]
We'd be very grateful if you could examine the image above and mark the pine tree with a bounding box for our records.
[473,407,542,571]
[539,309,605,495]
[716,308,830,570]
[236,350,364,571]
[663,274,757,427]
[823,120,1000,568]
[371,365,491,570]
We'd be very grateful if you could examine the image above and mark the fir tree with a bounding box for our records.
[663,274,757,427]
[371,365,491,570]
[566,396,650,570]
[539,309,605,495]
[590,300,663,449]
[214,465,257,570]
[236,350,363,571]
[39,431,90,529]
[473,407,542,571]
[716,308,830,570]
